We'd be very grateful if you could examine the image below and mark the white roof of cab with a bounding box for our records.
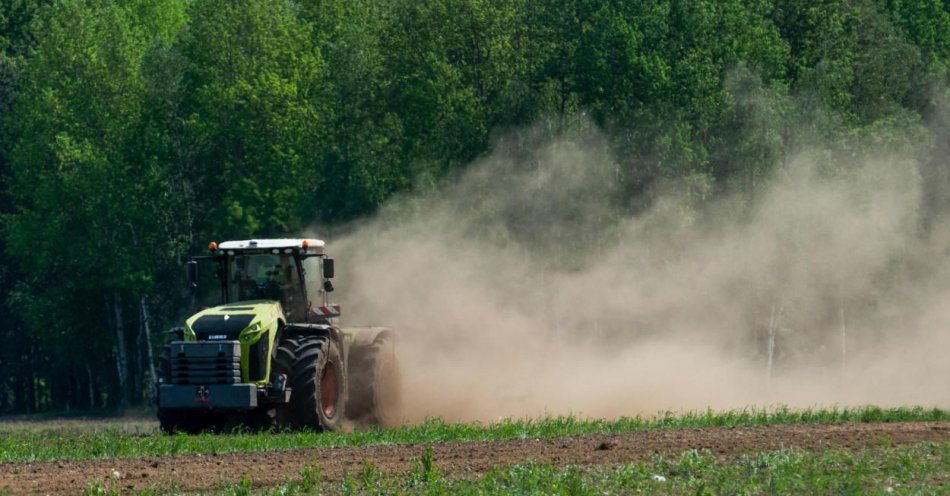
[218,239,325,254]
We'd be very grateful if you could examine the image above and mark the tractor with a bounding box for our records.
[156,239,399,433]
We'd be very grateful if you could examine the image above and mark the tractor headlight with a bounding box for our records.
[239,321,264,343]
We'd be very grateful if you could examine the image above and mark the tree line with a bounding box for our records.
[0,0,947,413]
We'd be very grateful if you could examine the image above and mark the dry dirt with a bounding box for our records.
[1,422,947,494]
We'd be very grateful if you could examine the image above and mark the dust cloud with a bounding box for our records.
[316,120,950,423]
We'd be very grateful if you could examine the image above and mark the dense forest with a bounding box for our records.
[0,0,947,413]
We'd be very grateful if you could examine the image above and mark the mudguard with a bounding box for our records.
[343,326,393,348]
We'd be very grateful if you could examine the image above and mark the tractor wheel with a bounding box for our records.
[274,335,344,431]
[346,333,401,427]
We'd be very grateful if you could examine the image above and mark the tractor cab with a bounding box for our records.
[187,238,335,324]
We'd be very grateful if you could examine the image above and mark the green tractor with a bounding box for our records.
[156,239,399,433]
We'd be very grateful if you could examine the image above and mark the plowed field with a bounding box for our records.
[1,421,947,494]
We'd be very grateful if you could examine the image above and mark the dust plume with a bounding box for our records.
[316,115,950,423]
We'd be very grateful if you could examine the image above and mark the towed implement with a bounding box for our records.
[156,239,399,433]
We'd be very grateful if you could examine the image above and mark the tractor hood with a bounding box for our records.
[184,300,285,342]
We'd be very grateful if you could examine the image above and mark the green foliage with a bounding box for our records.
[771,0,931,127]
[6,0,179,289]
[0,0,48,56]
[176,0,328,237]
[0,0,947,412]
[379,0,531,182]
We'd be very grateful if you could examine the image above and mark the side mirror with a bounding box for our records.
[186,260,198,292]
[323,258,335,279]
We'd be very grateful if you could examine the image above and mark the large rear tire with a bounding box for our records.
[274,334,344,431]
[346,333,401,427]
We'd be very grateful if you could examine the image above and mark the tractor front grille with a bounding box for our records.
[167,341,242,385]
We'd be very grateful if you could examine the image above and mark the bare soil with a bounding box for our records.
[1,421,947,494]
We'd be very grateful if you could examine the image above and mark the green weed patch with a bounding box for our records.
[0,405,944,463]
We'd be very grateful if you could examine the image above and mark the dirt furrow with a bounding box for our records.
[1,421,947,494]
